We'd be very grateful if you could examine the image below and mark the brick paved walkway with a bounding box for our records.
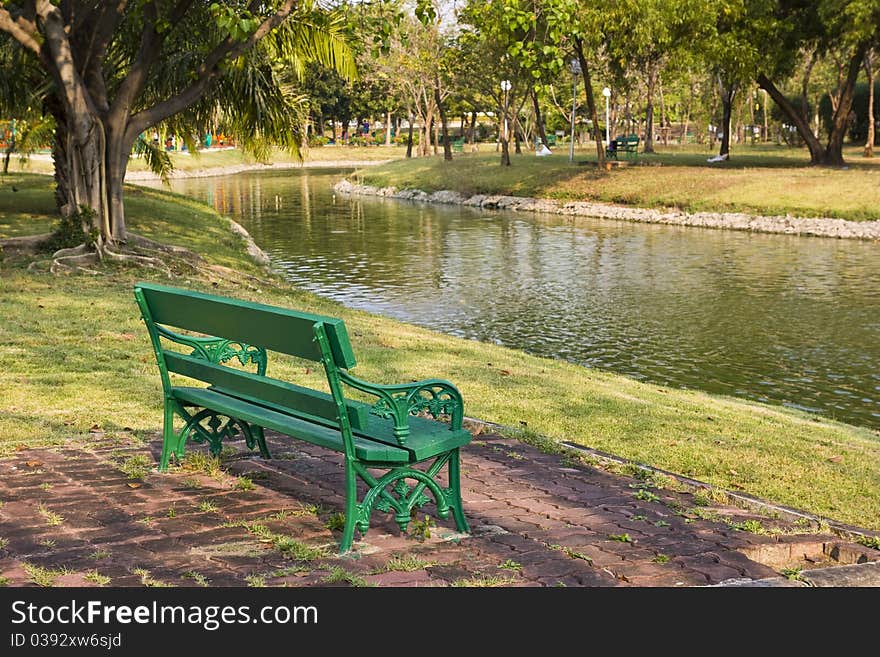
[0,429,874,587]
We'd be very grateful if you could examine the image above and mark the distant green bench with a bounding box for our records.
[134,283,471,553]
[606,134,639,160]
[451,138,465,153]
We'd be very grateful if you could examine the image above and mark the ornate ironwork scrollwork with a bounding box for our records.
[181,408,255,456]
[406,385,459,420]
[155,325,267,374]
[351,453,452,535]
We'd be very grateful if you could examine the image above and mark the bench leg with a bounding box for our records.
[251,425,272,460]
[340,453,470,554]
[448,448,470,534]
[159,400,176,472]
[339,458,360,554]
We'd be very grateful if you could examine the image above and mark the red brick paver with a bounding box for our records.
[0,431,873,587]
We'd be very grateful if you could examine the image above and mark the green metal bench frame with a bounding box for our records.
[606,134,639,160]
[134,282,471,553]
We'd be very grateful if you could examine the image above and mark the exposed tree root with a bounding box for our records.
[9,231,283,292]
[52,243,90,259]
[0,232,54,254]
[127,233,204,264]
[50,252,102,276]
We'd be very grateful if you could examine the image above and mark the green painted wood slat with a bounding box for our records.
[136,282,357,368]
[171,387,409,463]
[163,351,368,430]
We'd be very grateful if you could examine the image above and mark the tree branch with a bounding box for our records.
[107,0,194,127]
[126,0,297,141]
[0,7,42,57]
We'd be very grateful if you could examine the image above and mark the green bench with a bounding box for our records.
[606,133,639,160]
[134,282,471,553]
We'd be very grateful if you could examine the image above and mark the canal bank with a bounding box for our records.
[160,169,880,430]
[334,179,880,241]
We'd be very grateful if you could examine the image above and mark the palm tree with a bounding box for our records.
[0,0,355,258]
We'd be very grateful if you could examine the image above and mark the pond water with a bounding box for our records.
[159,168,880,430]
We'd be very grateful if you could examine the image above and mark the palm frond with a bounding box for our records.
[133,135,174,185]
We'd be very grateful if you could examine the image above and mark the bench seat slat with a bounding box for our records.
[353,414,472,462]
[164,351,368,430]
[171,387,410,464]
[215,385,472,462]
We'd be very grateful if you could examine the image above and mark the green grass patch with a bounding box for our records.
[377,554,437,573]
[2,175,880,530]
[118,454,152,479]
[322,566,371,587]
[452,574,519,587]
[37,503,63,527]
[353,144,880,222]
[84,570,111,586]
[23,563,69,587]
[132,568,171,588]
[231,521,329,561]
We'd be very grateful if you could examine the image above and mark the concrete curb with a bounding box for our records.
[719,561,880,587]
[462,415,880,548]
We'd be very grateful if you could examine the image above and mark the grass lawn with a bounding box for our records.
[1,173,879,529]
[7,144,405,177]
[353,142,880,222]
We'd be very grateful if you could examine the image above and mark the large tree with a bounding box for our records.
[754,0,880,165]
[0,0,353,253]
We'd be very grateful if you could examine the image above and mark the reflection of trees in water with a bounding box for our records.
[169,170,880,429]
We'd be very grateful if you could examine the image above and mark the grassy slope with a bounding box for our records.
[1,173,878,528]
[8,144,403,176]
[354,144,880,222]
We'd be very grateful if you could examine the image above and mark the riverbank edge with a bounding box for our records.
[334,179,880,241]
[215,195,880,540]
[124,158,393,182]
[4,173,880,529]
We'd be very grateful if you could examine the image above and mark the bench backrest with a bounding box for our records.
[136,283,356,367]
[134,283,364,431]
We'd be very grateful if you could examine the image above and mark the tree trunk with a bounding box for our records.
[644,64,658,153]
[824,44,868,166]
[406,118,414,158]
[421,106,433,157]
[469,108,477,145]
[864,52,875,158]
[659,75,667,145]
[499,99,510,166]
[385,111,392,147]
[531,88,548,148]
[573,37,605,167]
[719,78,737,158]
[434,76,452,161]
[758,73,826,164]
[514,116,522,154]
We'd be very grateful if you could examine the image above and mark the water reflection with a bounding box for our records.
[160,168,880,429]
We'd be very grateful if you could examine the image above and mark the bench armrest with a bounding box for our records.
[337,370,463,443]
[155,325,267,375]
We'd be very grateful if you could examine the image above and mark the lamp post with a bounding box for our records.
[569,59,581,163]
[500,79,511,143]
[602,87,611,147]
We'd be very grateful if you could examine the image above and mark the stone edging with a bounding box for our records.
[334,179,880,241]
[226,218,270,268]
